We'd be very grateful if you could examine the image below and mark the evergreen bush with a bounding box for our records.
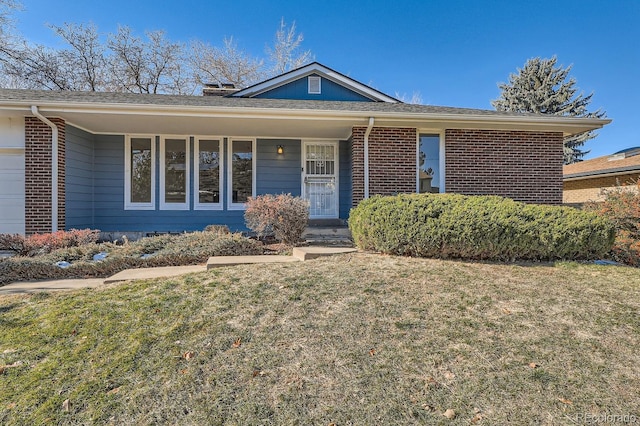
[349,194,615,261]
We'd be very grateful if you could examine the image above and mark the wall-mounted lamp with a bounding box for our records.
[277,145,284,155]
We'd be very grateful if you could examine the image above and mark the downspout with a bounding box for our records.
[364,117,374,199]
[30,106,59,232]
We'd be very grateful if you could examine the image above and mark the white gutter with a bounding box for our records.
[0,102,611,137]
[0,101,611,126]
[364,117,374,199]
[30,106,58,232]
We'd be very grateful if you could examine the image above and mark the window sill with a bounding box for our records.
[194,204,223,211]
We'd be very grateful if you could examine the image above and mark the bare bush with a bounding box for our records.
[0,228,100,256]
[244,194,309,245]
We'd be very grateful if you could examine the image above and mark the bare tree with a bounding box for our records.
[1,18,107,91]
[0,40,80,90]
[0,0,24,86]
[0,13,314,93]
[190,37,264,88]
[395,91,424,105]
[191,19,313,90]
[50,22,106,91]
[267,18,312,75]
[0,70,23,88]
[0,0,19,42]
[108,26,190,94]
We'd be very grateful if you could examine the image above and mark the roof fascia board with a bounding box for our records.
[9,101,610,124]
[0,101,610,135]
[564,166,640,181]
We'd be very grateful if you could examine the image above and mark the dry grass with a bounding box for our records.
[1,253,639,425]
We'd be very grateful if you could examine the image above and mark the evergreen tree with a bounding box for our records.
[492,56,605,164]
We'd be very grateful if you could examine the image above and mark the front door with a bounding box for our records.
[302,141,338,218]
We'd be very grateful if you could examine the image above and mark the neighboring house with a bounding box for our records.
[0,62,610,236]
[563,147,640,205]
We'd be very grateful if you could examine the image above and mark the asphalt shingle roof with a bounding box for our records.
[564,151,640,178]
[0,88,539,117]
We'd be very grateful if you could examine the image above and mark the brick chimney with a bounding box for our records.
[203,83,240,96]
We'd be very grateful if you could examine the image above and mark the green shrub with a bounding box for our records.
[349,194,615,261]
[586,182,640,266]
[244,194,309,245]
[156,232,263,258]
[129,234,177,255]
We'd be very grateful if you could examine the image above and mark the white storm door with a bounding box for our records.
[302,141,338,218]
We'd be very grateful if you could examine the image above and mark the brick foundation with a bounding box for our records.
[25,116,66,234]
[445,129,563,204]
[351,126,417,206]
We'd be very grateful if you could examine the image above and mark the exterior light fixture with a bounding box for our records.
[277,145,284,155]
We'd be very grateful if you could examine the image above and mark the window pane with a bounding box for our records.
[419,135,440,193]
[131,138,152,203]
[165,138,186,203]
[198,139,220,203]
[232,140,252,203]
[306,144,335,175]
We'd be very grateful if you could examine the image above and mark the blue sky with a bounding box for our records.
[12,0,639,159]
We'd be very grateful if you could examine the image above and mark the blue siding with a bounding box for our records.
[66,126,353,234]
[256,139,301,196]
[254,74,374,102]
[89,134,302,233]
[65,125,95,229]
[91,135,247,232]
[339,140,352,220]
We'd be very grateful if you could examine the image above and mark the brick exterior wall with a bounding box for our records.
[25,116,66,234]
[563,173,640,204]
[351,126,417,206]
[445,129,564,204]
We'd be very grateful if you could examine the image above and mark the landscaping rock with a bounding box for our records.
[92,252,108,261]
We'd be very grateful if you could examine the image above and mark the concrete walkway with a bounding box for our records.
[0,247,357,295]
[104,264,207,284]
[0,278,106,295]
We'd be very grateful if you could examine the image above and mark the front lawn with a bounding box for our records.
[1,254,639,424]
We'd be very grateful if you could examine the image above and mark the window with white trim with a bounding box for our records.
[125,135,155,210]
[160,136,189,210]
[194,137,223,210]
[418,134,441,193]
[228,139,255,209]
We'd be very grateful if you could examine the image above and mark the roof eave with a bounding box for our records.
[564,165,640,181]
[0,100,611,136]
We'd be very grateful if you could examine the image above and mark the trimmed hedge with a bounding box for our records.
[349,194,615,261]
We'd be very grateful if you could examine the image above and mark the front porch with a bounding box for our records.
[64,123,354,234]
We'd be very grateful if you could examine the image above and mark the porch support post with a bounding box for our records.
[29,106,60,232]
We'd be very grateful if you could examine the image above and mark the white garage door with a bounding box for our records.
[0,117,25,235]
